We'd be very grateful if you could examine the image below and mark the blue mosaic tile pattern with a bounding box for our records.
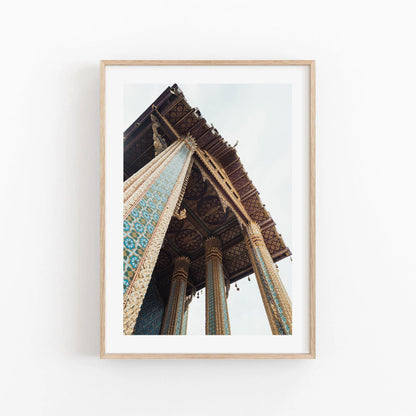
[160,280,177,334]
[160,279,187,335]
[123,145,190,295]
[205,260,230,335]
[206,262,216,334]
[133,277,165,335]
[253,246,290,334]
[218,266,230,334]
[181,305,189,335]
[174,282,186,334]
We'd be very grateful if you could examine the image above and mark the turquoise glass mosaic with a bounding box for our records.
[133,277,165,335]
[123,145,189,295]
[218,266,230,334]
[253,246,290,334]
[160,280,176,334]
[206,262,216,334]
[174,282,186,334]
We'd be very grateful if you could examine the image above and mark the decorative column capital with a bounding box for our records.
[182,133,198,151]
[244,221,264,247]
[173,256,191,282]
[205,236,222,261]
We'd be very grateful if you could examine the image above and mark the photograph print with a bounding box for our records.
[123,83,293,336]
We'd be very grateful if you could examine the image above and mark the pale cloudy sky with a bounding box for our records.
[124,83,292,335]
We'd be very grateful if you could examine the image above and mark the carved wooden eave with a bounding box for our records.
[124,84,291,301]
[196,154,246,211]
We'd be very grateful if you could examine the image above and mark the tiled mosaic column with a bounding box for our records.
[124,137,182,207]
[243,222,292,335]
[123,136,196,335]
[205,237,231,335]
[160,257,190,335]
[180,297,192,335]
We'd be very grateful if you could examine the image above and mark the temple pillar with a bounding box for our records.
[123,135,196,334]
[204,237,231,335]
[160,256,190,335]
[180,296,192,335]
[243,221,292,335]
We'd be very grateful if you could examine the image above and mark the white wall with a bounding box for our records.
[1,1,415,415]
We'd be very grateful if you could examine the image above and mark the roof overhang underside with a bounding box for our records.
[124,84,291,301]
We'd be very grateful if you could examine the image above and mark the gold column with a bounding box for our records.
[244,221,292,335]
[160,256,190,335]
[205,237,231,335]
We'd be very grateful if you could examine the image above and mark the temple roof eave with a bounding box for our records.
[124,84,291,299]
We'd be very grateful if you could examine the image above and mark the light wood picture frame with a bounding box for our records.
[100,60,315,359]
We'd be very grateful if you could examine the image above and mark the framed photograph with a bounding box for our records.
[100,60,315,358]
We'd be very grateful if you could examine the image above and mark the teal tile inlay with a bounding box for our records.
[161,280,177,334]
[123,145,189,295]
[181,305,189,335]
[206,260,230,335]
[174,282,186,334]
[133,277,165,335]
[253,246,290,334]
[218,266,230,334]
[206,261,216,334]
